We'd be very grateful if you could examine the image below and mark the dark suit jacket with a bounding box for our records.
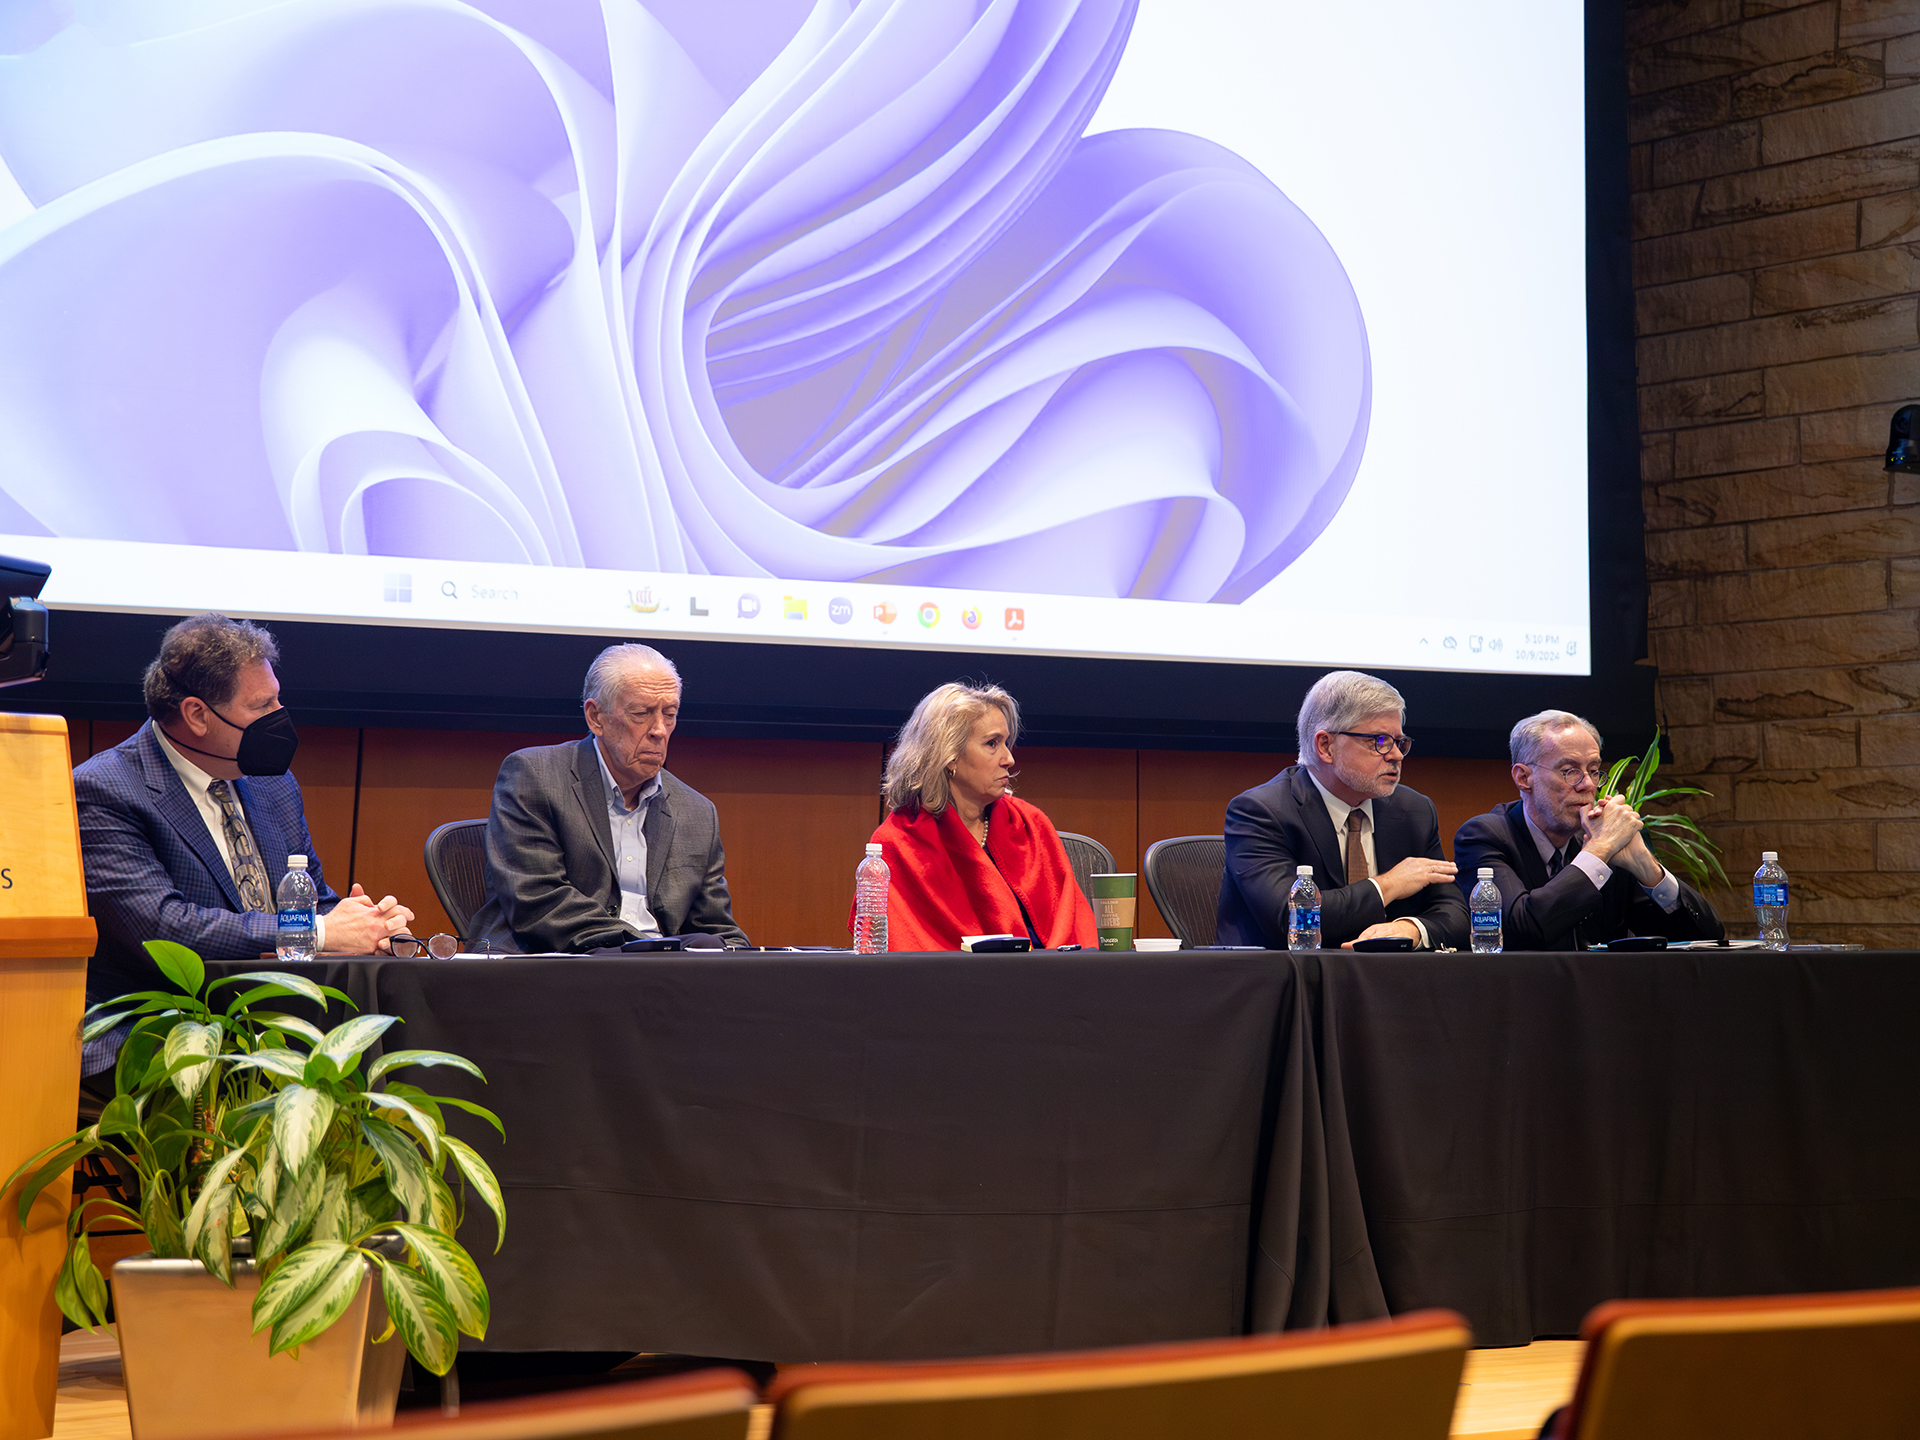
[1216,765,1469,949]
[1452,800,1725,951]
[470,736,747,953]
[74,723,342,1007]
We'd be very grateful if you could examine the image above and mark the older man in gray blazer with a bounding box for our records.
[471,644,748,952]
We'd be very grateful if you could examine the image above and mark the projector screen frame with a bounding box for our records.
[6,0,1648,759]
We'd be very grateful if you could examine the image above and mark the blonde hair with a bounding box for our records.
[883,682,1020,814]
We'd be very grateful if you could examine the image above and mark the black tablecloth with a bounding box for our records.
[211,948,1920,1356]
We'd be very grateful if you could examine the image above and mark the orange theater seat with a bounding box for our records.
[767,1310,1471,1440]
[1551,1286,1920,1440]
[248,1368,759,1440]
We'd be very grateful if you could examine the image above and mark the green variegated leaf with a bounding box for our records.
[419,1094,504,1139]
[360,1117,431,1221]
[311,1172,350,1245]
[210,969,327,1008]
[441,1136,505,1253]
[315,1015,398,1074]
[425,1170,457,1237]
[192,1184,237,1283]
[57,1233,111,1331]
[346,1178,398,1241]
[256,1153,325,1261]
[182,1146,253,1259]
[265,1248,368,1357]
[5,1127,96,1209]
[82,1009,139,1042]
[381,1083,444,1129]
[95,1095,140,1138]
[141,1172,186,1259]
[228,1049,309,1082]
[391,1222,488,1339]
[163,1021,222,1103]
[367,1050,486,1086]
[364,1092,441,1163]
[253,1013,327,1047]
[372,1254,457,1375]
[273,1085,337,1178]
[250,1240,355,1335]
[144,939,205,998]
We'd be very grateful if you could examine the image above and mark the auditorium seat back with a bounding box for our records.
[1551,1286,1920,1440]
[425,818,490,933]
[767,1310,1470,1440]
[1143,835,1225,947]
[1056,831,1115,904]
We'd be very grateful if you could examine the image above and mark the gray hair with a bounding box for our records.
[582,643,680,711]
[1295,670,1405,759]
[882,682,1020,814]
[143,614,280,724]
[1510,710,1603,766]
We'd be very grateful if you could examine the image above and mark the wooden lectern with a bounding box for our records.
[0,714,96,1440]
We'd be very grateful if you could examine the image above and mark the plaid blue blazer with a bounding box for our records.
[74,722,341,1007]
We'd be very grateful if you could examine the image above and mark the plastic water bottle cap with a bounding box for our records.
[1761,851,1777,862]
[1478,867,1493,878]
[865,843,883,856]
[287,855,308,868]
[1297,865,1312,875]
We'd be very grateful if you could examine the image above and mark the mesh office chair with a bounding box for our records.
[423,818,490,934]
[1056,831,1115,905]
[1143,835,1226,948]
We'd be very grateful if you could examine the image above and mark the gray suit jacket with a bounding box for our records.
[470,736,747,953]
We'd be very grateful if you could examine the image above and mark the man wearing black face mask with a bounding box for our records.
[73,614,414,1076]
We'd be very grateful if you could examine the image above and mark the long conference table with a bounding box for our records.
[206,948,1920,1359]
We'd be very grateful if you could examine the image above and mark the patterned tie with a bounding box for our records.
[1345,808,1368,887]
[208,780,273,912]
[1548,843,1568,878]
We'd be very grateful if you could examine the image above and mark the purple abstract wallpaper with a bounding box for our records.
[0,0,1369,603]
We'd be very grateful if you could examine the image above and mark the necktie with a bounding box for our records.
[1345,809,1368,887]
[208,780,273,912]
[1548,843,1569,878]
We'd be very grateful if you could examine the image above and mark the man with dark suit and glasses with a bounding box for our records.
[1452,710,1723,951]
[470,643,747,953]
[1217,670,1468,950]
[74,614,415,1076]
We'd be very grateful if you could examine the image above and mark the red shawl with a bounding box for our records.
[861,794,1099,952]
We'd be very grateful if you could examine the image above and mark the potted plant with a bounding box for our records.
[6,940,505,1438]
[1600,730,1728,891]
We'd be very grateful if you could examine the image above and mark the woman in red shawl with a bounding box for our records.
[867,681,1098,951]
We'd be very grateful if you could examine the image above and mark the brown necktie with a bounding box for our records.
[208,779,273,912]
[1345,809,1368,887]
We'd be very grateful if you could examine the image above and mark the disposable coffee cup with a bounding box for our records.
[1091,873,1137,950]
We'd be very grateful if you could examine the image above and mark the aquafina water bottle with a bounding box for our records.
[1470,867,1503,953]
[276,854,317,962]
[1288,865,1321,950]
[854,843,890,954]
[1753,851,1789,950]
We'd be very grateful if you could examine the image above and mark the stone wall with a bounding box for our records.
[1628,0,1919,944]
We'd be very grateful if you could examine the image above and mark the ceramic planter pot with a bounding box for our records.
[110,1249,406,1440]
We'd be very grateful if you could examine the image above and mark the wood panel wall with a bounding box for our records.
[65,721,1515,947]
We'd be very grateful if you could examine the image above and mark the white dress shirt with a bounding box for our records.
[596,741,663,938]
[153,723,326,946]
[1524,811,1680,911]
[1306,772,1430,949]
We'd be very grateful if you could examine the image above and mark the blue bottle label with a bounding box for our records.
[1291,905,1319,930]
[1753,883,1787,907]
[1472,910,1501,933]
[277,907,315,931]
